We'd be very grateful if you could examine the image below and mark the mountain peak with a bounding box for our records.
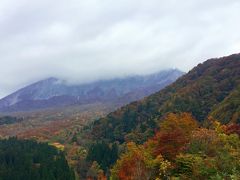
[0,69,184,112]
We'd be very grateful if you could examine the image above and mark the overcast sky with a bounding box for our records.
[0,0,240,97]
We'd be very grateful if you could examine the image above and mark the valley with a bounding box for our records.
[0,69,183,144]
[0,54,239,179]
[0,103,111,140]
[0,69,184,179]
[1,1,240,179]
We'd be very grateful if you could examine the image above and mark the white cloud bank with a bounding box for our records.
[0,0,240,97]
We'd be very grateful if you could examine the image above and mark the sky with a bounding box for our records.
[0,0,240,97]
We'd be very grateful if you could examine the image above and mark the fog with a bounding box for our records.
[0,0,240,97]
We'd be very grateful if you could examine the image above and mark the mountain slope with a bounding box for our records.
[88,53,240,143]
[210,85,240,124]
[0,69,184,112]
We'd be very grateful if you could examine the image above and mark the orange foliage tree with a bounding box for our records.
[111,113,198,179]
[147,113,198,160]
[111,142,150,180]
[111,142,172,180]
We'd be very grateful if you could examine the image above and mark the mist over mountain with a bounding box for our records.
[1,0,240,98]
[0,69,184,112]
[1,0,240,179]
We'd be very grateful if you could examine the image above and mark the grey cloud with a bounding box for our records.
[0,0,240,97]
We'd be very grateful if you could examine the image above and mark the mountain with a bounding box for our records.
[87,53,240,143]
[0,69,184,112]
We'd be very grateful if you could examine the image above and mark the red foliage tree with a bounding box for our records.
[146,113,198,160]
[224,123,240,136]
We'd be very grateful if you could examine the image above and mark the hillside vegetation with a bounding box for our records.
[0,138,75,180]
[110,113,240,179]
[88,54,240,144]
[1,54,239,179]
[78,53,240,179]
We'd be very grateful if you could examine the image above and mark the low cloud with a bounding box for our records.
[0,0,240,97]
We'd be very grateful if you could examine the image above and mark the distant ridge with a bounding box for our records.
[0,69,184,112]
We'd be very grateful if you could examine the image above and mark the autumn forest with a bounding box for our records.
[0,54,239,180]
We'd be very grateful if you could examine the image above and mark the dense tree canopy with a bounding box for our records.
[0,116,23,125]
[111,113,240,179]
[0,138,75,180]
[80,54,240,178]
[87,54,240,145]
[86,141,118,172]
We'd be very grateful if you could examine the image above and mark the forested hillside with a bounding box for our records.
[110,113,240,179]
[0,138,75,180]
[210,85,240,124]
[1,54,239,180]
[88,54,240,144]
[0,116,23,125]
[78,53,240,179]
